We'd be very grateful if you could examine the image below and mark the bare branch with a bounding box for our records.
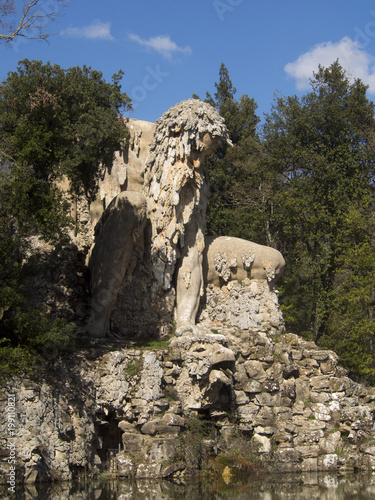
[0,1,16,29]
[0,0,67,43]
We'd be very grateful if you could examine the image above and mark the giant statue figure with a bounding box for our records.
[87,99,284,338]
[144,99,231,334]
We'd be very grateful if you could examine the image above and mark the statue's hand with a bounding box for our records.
[175,323,199,337]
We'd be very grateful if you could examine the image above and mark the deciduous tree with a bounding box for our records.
[0,60,131,368]
[0,59,131,200]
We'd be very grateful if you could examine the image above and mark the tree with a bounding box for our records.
[263,61,375,380]
[0,59,131,200]
[202,63,276,244]
[0,0,67,43]
[0,60,131,370]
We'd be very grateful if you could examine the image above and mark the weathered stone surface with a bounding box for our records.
[320,431,341,454]
[237,401,259,421]
[274,448,302,463]
[210,346,236,366]
[200,279,285,334]
[317,454,338,471]
[295,377,310,402]
[4,292,375,486]
[203,236,285,285]
[244,360,267,382]
[243,379,264,393]
[252,434,271,453]
[98,118,155,211]
[301,457,318,471]
[2,324,375,484]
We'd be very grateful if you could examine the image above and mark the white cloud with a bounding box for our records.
[285,37,375,93]
[62,20,114,41]
[128,33,192,60]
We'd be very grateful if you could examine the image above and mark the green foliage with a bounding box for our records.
[0,163,74,362]
[2,306,73,348]
[203,61,375,382]
[164,386,178,402]
[263,61,375,381]
[202,63,277,245]
[0,309,74,376]
[0,59,131,200]
[174,413,217,471]
[125,357,143,377]
[0,60,131,372]
[131,338,171,350]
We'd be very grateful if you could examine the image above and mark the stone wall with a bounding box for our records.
[2,325,375,484]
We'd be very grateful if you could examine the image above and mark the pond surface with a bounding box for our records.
[2,472,375,499]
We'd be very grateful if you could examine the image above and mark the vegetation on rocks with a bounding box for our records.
[0,57,375,385]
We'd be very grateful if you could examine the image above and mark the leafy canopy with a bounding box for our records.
[0,59,132,374]
[0,59,131,200]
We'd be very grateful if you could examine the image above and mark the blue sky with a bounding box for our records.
[2,0,375,124]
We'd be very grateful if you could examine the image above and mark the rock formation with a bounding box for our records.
[23,102,285,339]
[2,327,375,484]
[88,99,233,337]
[5,99,375,487]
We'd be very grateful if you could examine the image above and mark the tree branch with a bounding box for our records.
[0,0,67,42]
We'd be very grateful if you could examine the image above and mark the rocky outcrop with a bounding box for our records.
[2,320,375,484]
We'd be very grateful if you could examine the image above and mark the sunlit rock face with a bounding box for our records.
[86,100,286,339]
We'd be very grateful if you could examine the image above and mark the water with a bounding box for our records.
[2,472,375,499]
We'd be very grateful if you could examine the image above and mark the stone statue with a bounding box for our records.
[87,99,230,337]
[204,236,285,285]
[144,99,231,334]
[87,99,284,338]
[87,160,148,337]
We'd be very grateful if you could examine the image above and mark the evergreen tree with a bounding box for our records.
[203,64,274,244]
[263,61,375,380]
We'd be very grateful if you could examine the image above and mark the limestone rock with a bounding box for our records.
[199,279,285,334]
[252,434,272,453]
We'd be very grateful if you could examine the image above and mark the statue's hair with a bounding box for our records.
[144,99,230,289]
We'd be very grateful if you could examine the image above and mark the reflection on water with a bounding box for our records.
[2,472,375,499]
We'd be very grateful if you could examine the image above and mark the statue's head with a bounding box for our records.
[144,98,231,179]
[144,99,230,290]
